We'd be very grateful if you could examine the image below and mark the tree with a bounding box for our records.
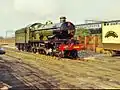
[0,36,4,39]
[75,28,91,37]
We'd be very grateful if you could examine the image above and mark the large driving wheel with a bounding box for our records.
[41,49,47,55]
[32,48,37,53]
[70,50,78,59]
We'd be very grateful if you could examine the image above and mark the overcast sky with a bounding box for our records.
[0,0,120,37]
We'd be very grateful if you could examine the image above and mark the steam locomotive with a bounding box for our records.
[15,17,84,58]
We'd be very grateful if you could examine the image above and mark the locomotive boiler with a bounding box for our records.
[15,17,84,58]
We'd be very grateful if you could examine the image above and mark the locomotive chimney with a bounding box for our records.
[60,17,66,23]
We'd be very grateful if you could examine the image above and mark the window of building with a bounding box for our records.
[118,22,120,24]
[104,23,107,26]
[107,23,109,25]
[95,24,97,27]
[112,22,115,25]
[98,24,99,27]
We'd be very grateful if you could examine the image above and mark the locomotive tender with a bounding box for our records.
[15,17,84,58]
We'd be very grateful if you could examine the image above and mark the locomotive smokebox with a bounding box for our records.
[60,17,66,23]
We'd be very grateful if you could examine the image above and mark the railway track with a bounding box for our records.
[0,56,35,89]
[3,46,104,61]
[0,56,60,89]
[0,48,77,89]
[1,45,120,89]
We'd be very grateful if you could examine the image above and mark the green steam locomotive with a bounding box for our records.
[15,17,85,58]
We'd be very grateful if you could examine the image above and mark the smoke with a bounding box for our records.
[14,0,59,16]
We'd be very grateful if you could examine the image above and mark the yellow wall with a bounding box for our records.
[102,24,120,44]
[0,38,15,45]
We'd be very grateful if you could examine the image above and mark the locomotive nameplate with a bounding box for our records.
[73,46,80,49]
[102,24,120,44]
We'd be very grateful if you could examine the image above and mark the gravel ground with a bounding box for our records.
[0,56,36,90]
[78,50,105,58]
[0,55,76,89]
[0,46,120,89]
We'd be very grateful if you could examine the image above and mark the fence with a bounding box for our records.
[76,34,102,51]
[0,38,15,45]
